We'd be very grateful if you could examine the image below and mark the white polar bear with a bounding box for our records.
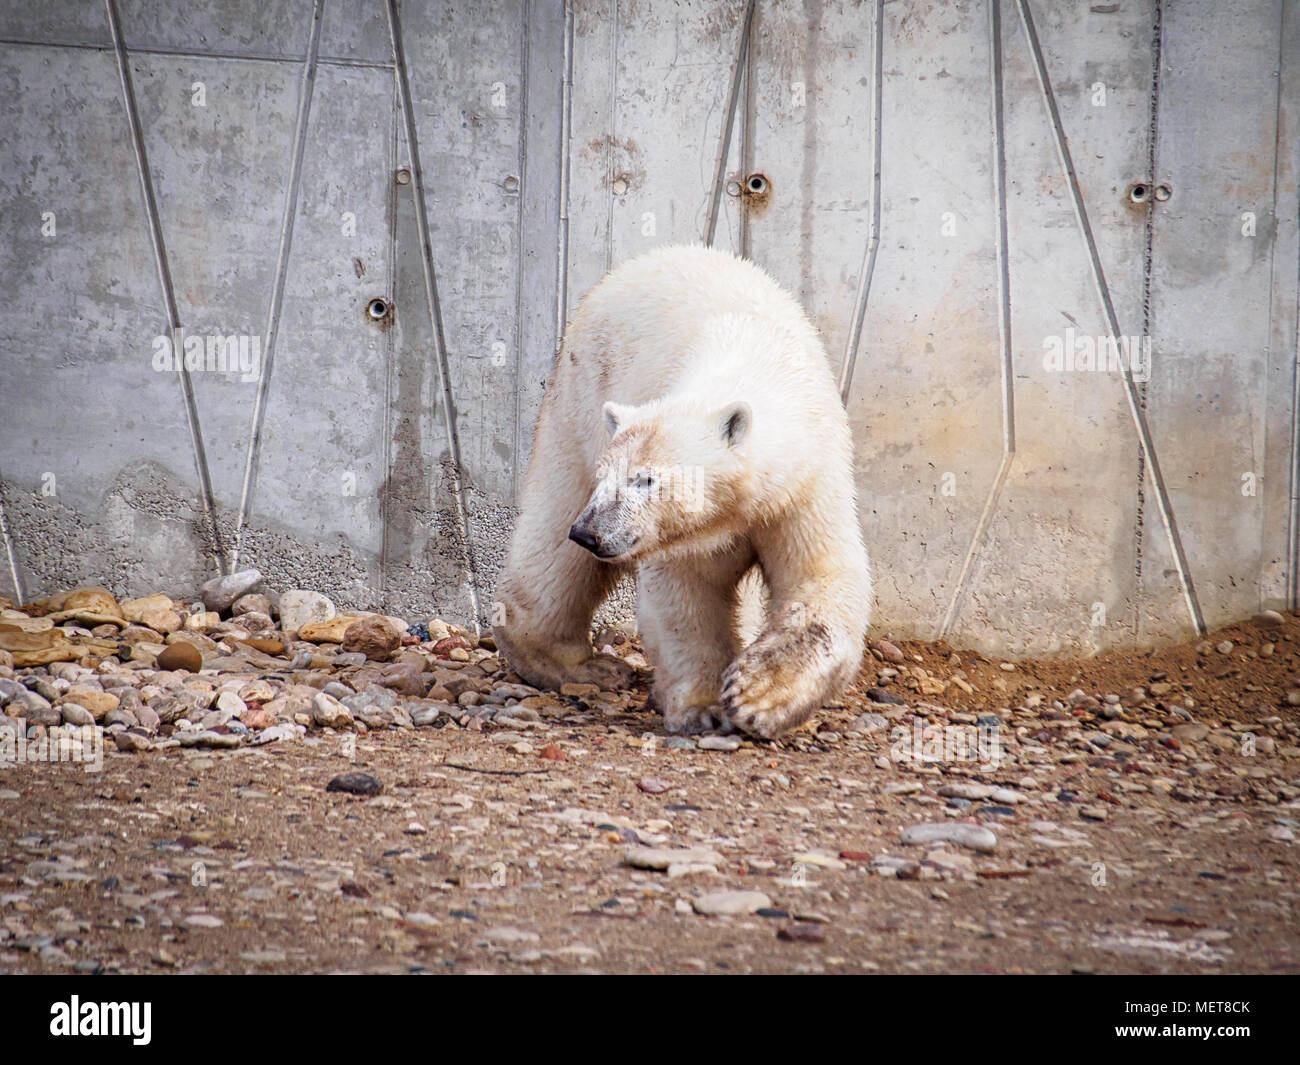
[493,244,872,739]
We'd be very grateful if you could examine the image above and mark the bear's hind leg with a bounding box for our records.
[638,549,752,734]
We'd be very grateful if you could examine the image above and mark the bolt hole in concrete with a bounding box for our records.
[1154,182,1172,201]
[503,175,520,193]
[366,297,391,324]
[394,167,411,185]
[1128,182,1150,203]
[745,172,769,195]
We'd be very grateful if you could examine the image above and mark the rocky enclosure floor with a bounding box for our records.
[0,577,1297,974]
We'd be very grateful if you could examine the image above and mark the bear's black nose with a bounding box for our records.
[568,524,601,554]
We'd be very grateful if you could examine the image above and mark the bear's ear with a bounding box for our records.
[718,401,751,448]
[603,401,634,437]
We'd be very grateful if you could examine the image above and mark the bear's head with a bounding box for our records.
[567,398,752,562]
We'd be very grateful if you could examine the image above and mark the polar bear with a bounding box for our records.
[492,244,871,739]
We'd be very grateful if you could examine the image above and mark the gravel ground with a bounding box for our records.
[1,579,1297,974]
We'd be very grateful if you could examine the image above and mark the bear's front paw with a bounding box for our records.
[663,703,729,735]
[720,661,810,739]
[573,652,639,691]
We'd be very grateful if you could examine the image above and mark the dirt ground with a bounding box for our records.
[2,609,1298,975]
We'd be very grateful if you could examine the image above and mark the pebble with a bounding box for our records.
[900,823,997,853]
[665,737,697,749]
[637,777,673,794]
[156,643,202,673]
[778,923,826,943]
[792,850,847,870]
[624,845,721,871]
[865,688,905,705]
[875,640,905,664]
[311,692,354,730]
[201,569,263,614]
[184,913,225,928]
[693,890,772,916]
[698,734,741,751]
[278,590,337,635]
[326,773,383,796]
[59,703,95,727]
[341,616,401,661]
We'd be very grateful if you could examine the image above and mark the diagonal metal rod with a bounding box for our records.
[704,0,756,247]
[838,0,884,403]
[1015,0,1204,633]
[105,0,223,571]
[232,0,324,572]
[385,0,483,630]
[941,0,1017,638]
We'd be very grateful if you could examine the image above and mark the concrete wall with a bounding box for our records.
[1,0,1296,656]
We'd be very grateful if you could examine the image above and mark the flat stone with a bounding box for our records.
[693,890,772,916]
[698,734,741,751]
[900,823,997,853]
[326,772,383,796]
[624,845,722,871]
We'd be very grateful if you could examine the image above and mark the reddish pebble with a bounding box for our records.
[540,745,566,761]
[839,850,873,862]
[778,923,826,943]
[875,639,905,664]
[432,636,470,656]
[637,777,672,794]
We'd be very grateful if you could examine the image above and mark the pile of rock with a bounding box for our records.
[0,571,642,756]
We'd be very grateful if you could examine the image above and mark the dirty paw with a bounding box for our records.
[720,664,805,739]
[663,703,729,735]
[573,652,638,691]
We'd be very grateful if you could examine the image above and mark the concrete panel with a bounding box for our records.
[829,0,1007,643]
[946,0,1160,656]
[1147,1,1285,630]
[0,44,209,601]
[239,60,396,606]
[565,0,747,318]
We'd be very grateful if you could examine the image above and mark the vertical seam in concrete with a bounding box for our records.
[838,0,883,403]
[1135,0,1162,631]
[232,0,324,572]
[386,0,483,628]
[556,0,575,338]
[1280,0,1300,610]
[604,0,620,274]
[0,481,23,603]
[512,0,533,506]
[940,0,1016,639]
[704,0,756,247]
[1264,0,1299,610]
[105,0,223,572]
[379,60,402,610]
[1015,0,1205,633]
[739,0,756,259]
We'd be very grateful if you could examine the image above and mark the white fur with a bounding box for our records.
[493,244,872,738]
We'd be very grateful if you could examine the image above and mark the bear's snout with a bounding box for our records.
[568,522,604,556]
